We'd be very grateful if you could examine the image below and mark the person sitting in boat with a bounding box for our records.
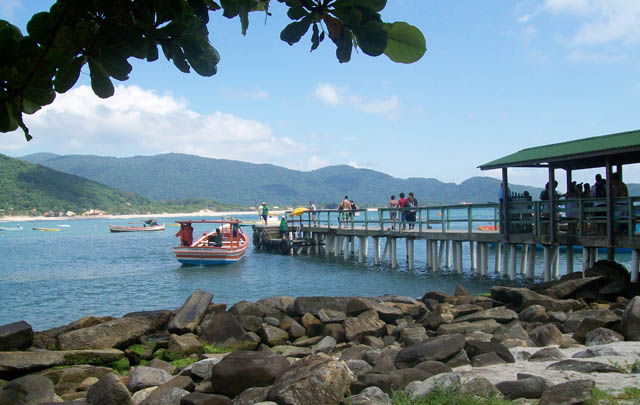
[176,223,193,246]
[214,228,223,247]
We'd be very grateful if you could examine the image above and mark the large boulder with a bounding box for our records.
[128,366,173,392]
[538,379,595,405]
[344,386,391,405]
[256,296,295,313]
[291,296,352,316]
[490,287,584,312]
[0,374,55,405]
[453,306,517,324]
[86,373,134,405]
[211,350,290,397]
[495,375,552,400]
[40,365,113,396]
[0,349,124,379]
[258,325,289,346]
[465,340,514,363]
[199,312,256,349]
[0,321,33,351]
[545,276,607,300]
[139,385,189,405]
[57,312,170,350]
[436,319,500,335]
[621,296,640,341]
[267,355,355,404]
[168,333,203,356]
[395,334,465,368]
[167,289,213,334]
[344,310,386,343]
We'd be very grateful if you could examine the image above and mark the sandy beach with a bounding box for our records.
[0,209,287,223]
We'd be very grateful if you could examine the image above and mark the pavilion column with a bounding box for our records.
[548,166,557,244]
[606,159,615,260]
[501,168,510,242]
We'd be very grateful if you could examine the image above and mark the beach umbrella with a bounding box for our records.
[289,207,309,217]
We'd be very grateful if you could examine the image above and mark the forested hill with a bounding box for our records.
[20,153,543,206]
[0,154,238,215]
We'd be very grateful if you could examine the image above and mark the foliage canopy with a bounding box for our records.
[0,0,426,141]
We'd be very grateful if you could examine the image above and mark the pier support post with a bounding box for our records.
[373,237,380,265]
[408,239,415,270]
[520,244,527,275]
[509,244,517,280]
[543,245,551,282]
[495,242,502,274]
[552,246,560,279]
[503,243,510,277]
[590,248,598,267]
[344,237,350,260]
[452,241,458,272]
[632,249,639,283]
[391,238,398,269]
[437,241,444,271]
[456,242,463,274]
[381,238,390,263]
[358,237,366,263]
[566,245,574,275]
[527,244,536,280]
[470,241,476,270]
[426,240,432,268]
[445,240,451,268]
[582,246,590,271]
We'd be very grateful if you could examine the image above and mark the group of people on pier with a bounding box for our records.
[387,192,418,230]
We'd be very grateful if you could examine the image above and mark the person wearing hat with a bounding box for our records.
[261,202,269,225]
[279,216,288,239]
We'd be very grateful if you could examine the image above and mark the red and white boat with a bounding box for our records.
[173,219,248,266]
[109,223,165,232]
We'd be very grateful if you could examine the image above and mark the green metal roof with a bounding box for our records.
[479,129,640,170]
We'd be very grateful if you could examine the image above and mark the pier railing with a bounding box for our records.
[287,196,640,242]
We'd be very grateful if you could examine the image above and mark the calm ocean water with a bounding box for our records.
[0,214,633,331]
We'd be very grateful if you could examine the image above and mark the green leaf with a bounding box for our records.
[221,0,241,18]
[280,16,312,45]
[54,56,84,93]
[239,8,250,36]
[287,6,307,20]
[88,59,115,98]
[353,21,386,57]
[334,0,386,13]
[26,12,53,44]
[311,23,320,51]
[100,52,132,81]
[334,29,353,63]
[383,22,426,63]
[0,99,19,133]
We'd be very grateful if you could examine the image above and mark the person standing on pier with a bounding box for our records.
[408,192,418,229]
[388,195,399,230]
[279,216,288,239]
[261,202,269,225]
[398,192,408,230]
[309,201,317,226]
[339,196,351,227]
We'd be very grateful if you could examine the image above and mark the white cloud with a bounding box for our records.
[6,84,314,168]
[313,83,401,119]
[544,0,640,45]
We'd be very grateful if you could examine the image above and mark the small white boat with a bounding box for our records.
[58,224,71,227]
[0,225,22,231]
[173,219,248,266]
[109,224,165,232]
[32,227,60,232]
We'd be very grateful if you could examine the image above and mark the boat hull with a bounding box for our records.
[173,244,248,265]
[109,224,165,232]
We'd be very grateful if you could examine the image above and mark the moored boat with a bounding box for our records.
[108,224,165,232]
[173,219,248,266]
[32,227,60,232]
[0,225,22,231]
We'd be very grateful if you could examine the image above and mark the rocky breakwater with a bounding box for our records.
[0,260,639,404]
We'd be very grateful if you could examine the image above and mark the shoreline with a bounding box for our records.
[0,209,287,223]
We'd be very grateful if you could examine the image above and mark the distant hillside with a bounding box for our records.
[19,153,542,207]
[0,154,239,215]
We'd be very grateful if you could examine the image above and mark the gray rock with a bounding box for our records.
[471,352,506,367]
[445,348,470,368]
[405,372,463,400]
[546,276,606,300]
[167,289,213,334]
[573,311,620,341]
[181,392,232,405]
[529,347,564,362]
[518,305,549,323]
[413,360,451,377]
[621,296,640,341]
[436,319,501,335]
[572,346,622,358]
[256,296,295,313]
[400,327,427,346]
[538,379,595,405]
[465,340,515,363]
[363,335,385,349]
[199,312,256,350]
[86,373,133,405]
[0,349,124,378]
[163,375,195,392]
[139,385,189,405]
[0,374,55,405]
[300,313,323,337]
[0,321,33,351]
[346,359,373,376]
[183,357,224,381]
[585,327,624,346]
[211,350,290,397]
[287,321,306,339]
[147,358,177,375]
[344,310,386,343]
[395,334,465,368]
[563,309,613,333]
[490,287,584,313]
[340,344,373,362]
[546,359,620,373]
[389,368,431,389]
[460,376,502,399]
[451,304,484,318]
[40,365,113,396]
[492,320,534,347]
[495,376,551,399]
[292,296,352,316]
[57,312,169,350]
[258,325,288,346]
[317,308,346,323]
[128,366,173,392]
[232,386,270,405]
[267,355,355,404]
[313,335,337,354]
[292,335,322,347]
[530,323,563,347]
[239,315,262,332]
[454,306,518,324]
[344,386,391,405]
[168,333,203,356]
[263,317,280,327]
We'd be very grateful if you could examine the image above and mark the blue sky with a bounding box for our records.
[2,0,639,190]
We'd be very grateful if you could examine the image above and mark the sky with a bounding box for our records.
[2,0,640,190]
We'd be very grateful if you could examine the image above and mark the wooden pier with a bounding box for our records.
[253,130,640,283]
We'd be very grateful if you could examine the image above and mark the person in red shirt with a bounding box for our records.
[176,223,194,247]
[398,192,407,230]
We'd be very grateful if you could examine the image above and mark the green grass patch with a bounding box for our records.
[203,344,238,354]
[608,359,640,374]
[391,389,514,405]
[126,344,145,355]
[152,348,183,362]
[619,387,640,401]
[109,357,130,376]
[170,357,198,368]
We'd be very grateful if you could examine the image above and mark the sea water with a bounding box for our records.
[0,214,633,331]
